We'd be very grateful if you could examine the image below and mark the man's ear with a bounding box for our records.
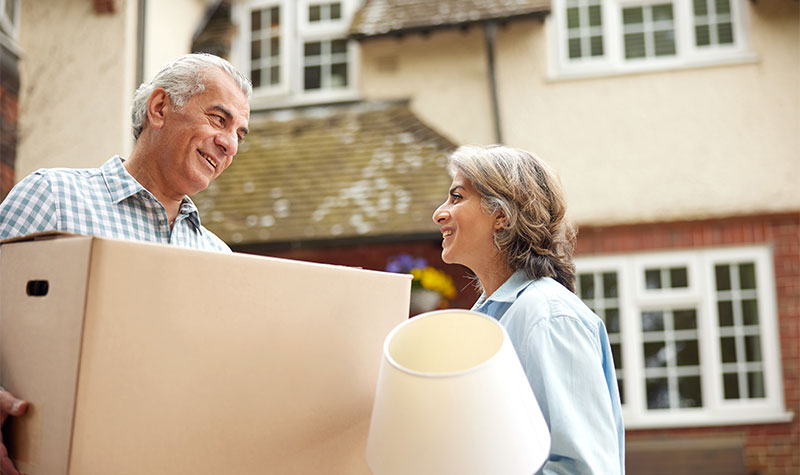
[146,88,170,130]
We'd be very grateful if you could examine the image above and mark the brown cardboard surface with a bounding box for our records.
[0,234,92,475]
[0,235,410,474]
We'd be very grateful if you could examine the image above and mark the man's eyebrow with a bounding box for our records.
[213,105,249,136]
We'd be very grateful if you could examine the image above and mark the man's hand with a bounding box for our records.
[0,390,28,475]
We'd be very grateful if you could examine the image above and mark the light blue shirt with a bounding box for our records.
[472,270,625,474]
[0,156,230,252]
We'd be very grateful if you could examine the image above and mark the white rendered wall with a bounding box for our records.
[359,1,799,225]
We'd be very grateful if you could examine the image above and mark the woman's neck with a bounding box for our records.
[474,260,514,299]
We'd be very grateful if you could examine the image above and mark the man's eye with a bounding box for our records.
[212,115,225,125]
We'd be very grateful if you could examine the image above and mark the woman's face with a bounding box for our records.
[432,172,501,273]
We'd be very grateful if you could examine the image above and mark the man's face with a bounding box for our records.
[157,68,250,198]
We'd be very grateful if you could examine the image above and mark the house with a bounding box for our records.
[0,0,19,198]
[5,0,798,472]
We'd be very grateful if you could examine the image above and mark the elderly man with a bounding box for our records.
[0,52,251,475]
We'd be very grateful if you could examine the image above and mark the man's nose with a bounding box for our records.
[216,131,238,157]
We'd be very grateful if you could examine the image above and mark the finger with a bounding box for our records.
[0,439,19,475]
[1,454,21,475]
[0,391,27,418]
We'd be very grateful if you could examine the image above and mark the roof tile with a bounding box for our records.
[193,101,457,245]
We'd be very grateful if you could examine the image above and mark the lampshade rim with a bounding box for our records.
[383,309,508,379]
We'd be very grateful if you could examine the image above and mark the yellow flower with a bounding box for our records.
[415,266,457,300]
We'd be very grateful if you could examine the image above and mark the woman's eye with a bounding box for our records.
[450,194,462,203]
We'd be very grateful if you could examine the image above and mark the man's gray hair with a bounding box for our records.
[130,53,252,141]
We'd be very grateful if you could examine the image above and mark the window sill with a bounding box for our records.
[249,90,362,111]
[623,409,794,430]
[546,51,760,83]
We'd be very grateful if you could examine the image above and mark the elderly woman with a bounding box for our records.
[432,144,625,474]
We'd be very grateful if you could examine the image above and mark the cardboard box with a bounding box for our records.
[0,233,410,474]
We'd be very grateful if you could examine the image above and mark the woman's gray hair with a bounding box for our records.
[131,53,252,141]
[448,144,577,292]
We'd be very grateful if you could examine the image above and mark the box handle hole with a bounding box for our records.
[26,280,49,297]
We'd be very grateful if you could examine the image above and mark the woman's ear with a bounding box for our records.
[146,88,170,130]
[494,211,507,230]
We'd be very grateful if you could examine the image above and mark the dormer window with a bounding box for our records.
[232,0,360,107]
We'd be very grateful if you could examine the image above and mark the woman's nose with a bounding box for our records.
[432,205,448,224]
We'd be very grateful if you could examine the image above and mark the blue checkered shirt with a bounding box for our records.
[0,156,230,252]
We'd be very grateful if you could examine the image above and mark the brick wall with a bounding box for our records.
[0,42,19,201]
[252,212,798,473]
[578,213,799,475]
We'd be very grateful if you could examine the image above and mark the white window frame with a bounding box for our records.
[575,245,792,429]
[547,0,756,80]
[232,0,360,109]
[0,0,20,53]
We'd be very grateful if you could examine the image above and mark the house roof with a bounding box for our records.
[349,0,551,39]
[192,101,457,246]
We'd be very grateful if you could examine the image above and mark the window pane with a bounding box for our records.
[745,335,762,362]
[270,37,280,57]
[606,308,620,333]
[723,373,740,399]
[748,372,765,398]
[670,267,688,288]
[720,336,737,362]
[740,263,756,289]
[623,7,643,25]
[644,342,666,367]
[579,274,594,299]
[331,39,347,54]
[270,66,280,85]
[250,68,261,88]
[304,65,321,90]
[654,30,676,56]
[602,272,617,298]
[718,23,734,44]
[652,4,673,21]
[331,3,341,20]
[590,36,604,56]
[676,340,700,366]
[250,40,261,60]
[694,0,708,16]
[742,299,759,325]
[645,269,662,289]
[696,25,711,46]
[568,38,582,58]
[251,9,261,31]
[718,301,734,326]
[271,7,280,26]
[588,5,601,26]
[674,309,697,330]
[309,5,321,22]
[304,41,321,56]
[611,343,622,370]
[642,311,664,331]
[646,378,670,409]
[715,0,731,14]
[331,62,348,87]
[715,265,731,290]
[678,376,703,407]
[567,7,580,28]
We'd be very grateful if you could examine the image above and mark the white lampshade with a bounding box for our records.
[366,309,550,475]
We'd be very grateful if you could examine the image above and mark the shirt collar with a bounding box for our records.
[102,155,145,203]
[482,269,534,304]
[101,155,204,233]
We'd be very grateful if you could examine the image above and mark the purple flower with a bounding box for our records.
[386,253,428,273]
